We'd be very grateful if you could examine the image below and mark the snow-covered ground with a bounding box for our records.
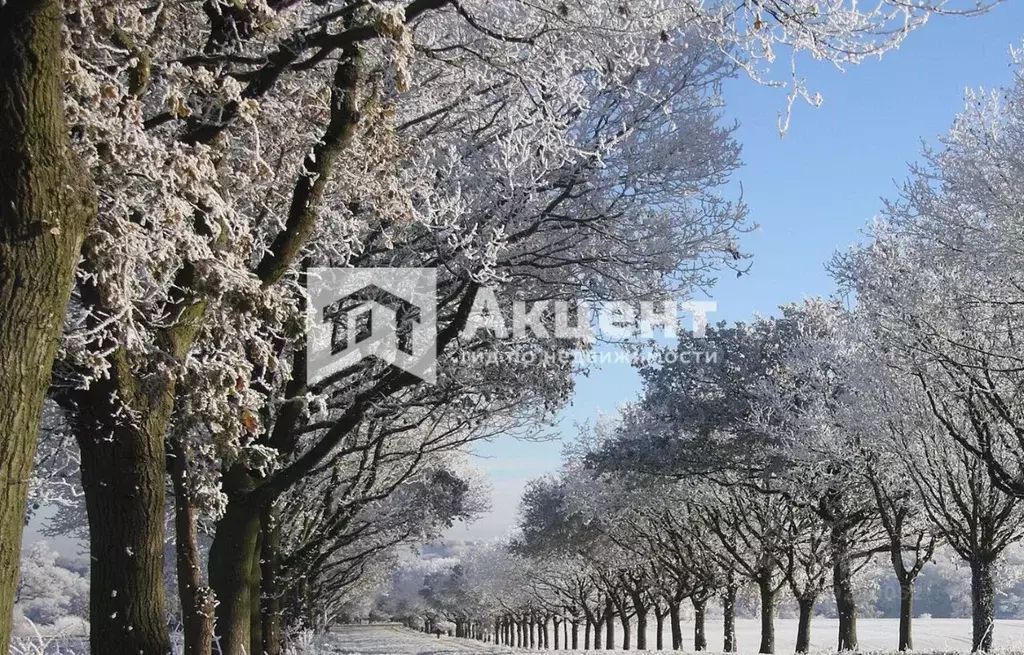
[12,619,1024,654]
[317,620,1024,655]
[318,625,511,655]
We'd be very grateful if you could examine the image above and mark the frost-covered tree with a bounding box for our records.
[54,4,749,651]
[14,543,88,627]
[894,403,1024,652]
[1,1,995,653]
[831,50,1024,652]
[274,450,488,641]
[748,301,891,652]
[592,302,888,651]
[694,478,789,655]
[590,310,806,477]
[833,51,1024,502]
[619,479,728,651]
[831,347,941,651]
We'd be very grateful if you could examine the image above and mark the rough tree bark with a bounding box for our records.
[77,381,174,655]
[795,596,815,654]
[605,596,615,650]
[757,579,777,654]
[260,503,283,655]
[970,558,995,653]
[654,607,666,651]
[898,580,914,651]
[169,439,215,655]
[832,525,859,652]
[723,577,738,652]
[249,526,263,655]
[0,0,96,651]
[207,472,262,655]
[669,602,682,651]
[693,595,708,651]
[634,601,647,650]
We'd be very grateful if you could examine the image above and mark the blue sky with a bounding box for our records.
[450,2,1024,541]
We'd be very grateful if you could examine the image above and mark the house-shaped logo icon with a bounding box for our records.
[323,285,422,356]
[307,268,437,384]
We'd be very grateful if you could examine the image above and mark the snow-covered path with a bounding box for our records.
[319,620,1024,654]
[322,625,513,654]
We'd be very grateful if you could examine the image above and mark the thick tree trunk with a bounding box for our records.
[553,617,561,650]
[795,597,815,654]
[260,503,283,655]
[572,619,580,650]
[655,611,665,651]
[606,597,615,650]
[757,579,776,654]
[621,611,631,651]
[832,525,858,652]
[693,596,708,651]
[585,618,592,650]
[208,488,262,655]
[723,577,738,652]
[543,617,550,649]
[669,602,682,651]
[170,440,215,655]
[78,404,172,655]
[594,615,603,650]
[970,558,995,653]
[248,525,263,655]
[898,580,914,651]
[0,0,96,651]
[635,604,647,650]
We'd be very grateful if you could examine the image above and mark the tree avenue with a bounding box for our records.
[0,1,1011,654]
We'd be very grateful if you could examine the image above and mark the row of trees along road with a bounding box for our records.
[402,297,1024,654]
[399,50,1024,655]
[0,0,999,654]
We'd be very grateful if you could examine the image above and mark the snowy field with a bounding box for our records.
[316,620,1024,655]
[12,620,1024,654]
